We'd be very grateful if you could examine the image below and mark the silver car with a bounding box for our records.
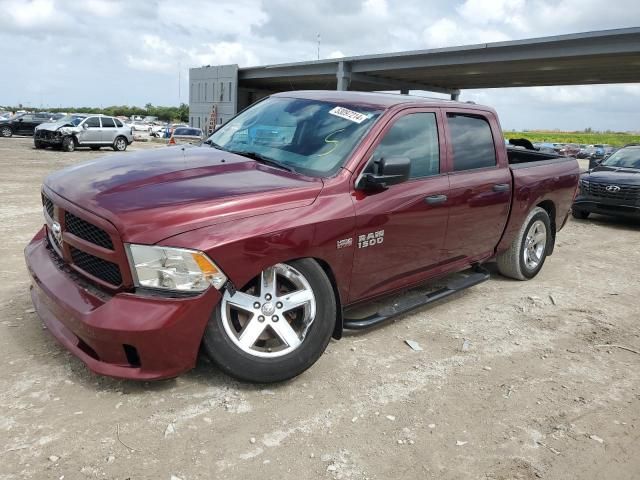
[34,114,134,152]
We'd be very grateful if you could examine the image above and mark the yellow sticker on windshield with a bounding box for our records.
[329,106,368,124]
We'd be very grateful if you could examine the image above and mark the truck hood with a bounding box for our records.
[585,165,640,185]
[44,145,324,244]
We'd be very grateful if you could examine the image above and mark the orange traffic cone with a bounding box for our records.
[168,136,176,145]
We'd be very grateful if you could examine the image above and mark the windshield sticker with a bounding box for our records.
[329,106,369,124]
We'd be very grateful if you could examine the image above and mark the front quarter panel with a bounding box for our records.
[162,174,357,304]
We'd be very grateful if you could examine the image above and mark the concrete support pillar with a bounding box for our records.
[400,88,409,95]
[450,92,460,101]
[336,61,352,91]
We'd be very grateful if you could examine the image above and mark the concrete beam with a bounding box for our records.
[336,61,352,91]
[350,72,458,95]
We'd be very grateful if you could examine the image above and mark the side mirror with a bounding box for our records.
[82,123,88,130]
[358,156,411,191]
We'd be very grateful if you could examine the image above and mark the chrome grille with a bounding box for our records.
[69,247,122,286]
[65,212,114,249]
[582,181,640,201]
[42,193,54,219]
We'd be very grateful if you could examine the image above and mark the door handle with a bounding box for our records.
[425,194,448,205]
[492,183,510,192]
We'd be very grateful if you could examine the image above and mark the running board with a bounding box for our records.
[343,267,490,330]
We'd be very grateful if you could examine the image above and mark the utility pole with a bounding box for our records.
[178,61,181,104]
[317,33,321,60]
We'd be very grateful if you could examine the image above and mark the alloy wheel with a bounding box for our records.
[523,220,547,270]
[220,263,316,358]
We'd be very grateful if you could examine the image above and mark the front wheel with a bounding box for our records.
[497,207,551,280]
[1,126,12,138]
[34,141,45,149]
[202,259,336,383]
[62,136,75,152]
[113,136,127,151]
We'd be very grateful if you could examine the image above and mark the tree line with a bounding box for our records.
[2,103,189,122]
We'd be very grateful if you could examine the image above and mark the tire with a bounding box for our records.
[113,136,127,151]
[1,126,12,138]
[62,136,75,152]
[90,146,100,151]
[203,259,336,383]
[496,207,552,281]
[572,209,590,220]
[34,141,45,149]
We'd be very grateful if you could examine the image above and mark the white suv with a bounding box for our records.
[34,115,134,152]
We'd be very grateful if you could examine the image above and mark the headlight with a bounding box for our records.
[126,244,227,292]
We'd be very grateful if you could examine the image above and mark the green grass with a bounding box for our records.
[504,131,640,147]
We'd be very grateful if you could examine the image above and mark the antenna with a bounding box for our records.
[317,33,321,60]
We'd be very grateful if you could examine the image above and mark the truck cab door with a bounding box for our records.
[442,110,511,262]
[78,116,101,144]
[349,109,450,303]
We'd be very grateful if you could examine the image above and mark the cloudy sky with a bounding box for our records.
[0,0,638,130]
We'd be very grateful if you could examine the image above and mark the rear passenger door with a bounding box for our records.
[350,109,450,302]
[100,117,116,143]
[442,110,511,262]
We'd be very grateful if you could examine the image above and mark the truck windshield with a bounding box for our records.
[206,97,382,177]
[601,148,640,169]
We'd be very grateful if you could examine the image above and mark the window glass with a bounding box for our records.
[20,115,34,121]
[114,118,123,127]
[207,97,382,177]
[85,117,100,128]
[447,114,496,171]
[370,113,440,179]
[101,117,115,128]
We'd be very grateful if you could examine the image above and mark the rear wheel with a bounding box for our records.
[497,207,551,280]
[113,136,127,151]
[203,259,336,383]
[62,136,75,152]
[572,209,590,220]
[1,126,12,138]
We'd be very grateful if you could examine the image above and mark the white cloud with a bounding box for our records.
[327,50,346,59]
[422,18,510,48]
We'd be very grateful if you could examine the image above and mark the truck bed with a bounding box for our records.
[506,146,566,166]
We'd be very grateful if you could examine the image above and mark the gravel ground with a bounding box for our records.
[1,137,639,480]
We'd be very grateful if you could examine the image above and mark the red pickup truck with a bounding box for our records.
[25,91,579,383]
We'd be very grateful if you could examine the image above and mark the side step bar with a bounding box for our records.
[343,267,490,330]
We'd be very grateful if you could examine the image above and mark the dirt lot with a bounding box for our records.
[1,137,639,480]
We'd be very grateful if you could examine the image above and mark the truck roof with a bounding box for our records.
[272,90,494,112]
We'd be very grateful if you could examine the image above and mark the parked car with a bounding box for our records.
[168,127,203,145]
[533,142,556,154]
[573,144,640,220]
[25,91,579,383]
[131,122,151,133]
[0,112,54,137]
[34,114,133,152]
[150,123,167,137]
[558,143,580,157]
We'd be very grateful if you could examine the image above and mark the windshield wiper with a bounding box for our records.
[228,149,296,173]
[204,139,224,150]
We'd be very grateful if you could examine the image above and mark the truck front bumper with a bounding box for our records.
[24,229,221,380]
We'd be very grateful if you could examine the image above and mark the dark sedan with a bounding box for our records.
[573,145,640,220]
[0,112,54,138]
